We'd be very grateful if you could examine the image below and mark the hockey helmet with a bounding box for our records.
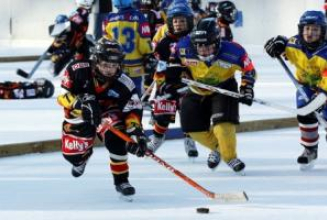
[298,10,327,50]
[113,0,132,9]
[217,1,238,24]
[91,37,125,80]
[49,14,71,37]
[75,0,94,9]
[191,18,220,61]
[167,0,194,36]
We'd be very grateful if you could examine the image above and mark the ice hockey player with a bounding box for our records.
[265,11,327,170]
[103,0,153,97]
[175,18,257,174]
[147,0,199,158]
[216,1,238,41]
[48,0,94,76]
[187,0,206,24]
[57,37,147,201]
[0,78,54,99]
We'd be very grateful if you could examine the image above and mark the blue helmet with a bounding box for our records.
[113,0,132,9]
[49,14,71,37]
[298,11,327,50]
[167,0,194,36]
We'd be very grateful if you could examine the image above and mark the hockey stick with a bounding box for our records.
[277,56,327,128]
[16,49,49,79]
[181,78,326,116]
[97,119,248,202]
[141,81,156,102]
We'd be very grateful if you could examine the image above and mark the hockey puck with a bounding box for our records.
[196,207,210,214]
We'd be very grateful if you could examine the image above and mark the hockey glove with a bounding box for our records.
[143,54,158,74]
[77,94,101,127]
[239,84,254,106]
[125,126,147,157]
[34,78,55,98]
[264,35,288,58]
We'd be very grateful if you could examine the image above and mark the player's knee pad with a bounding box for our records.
[213,123,237,162]
[62,132,95,155]
[188,131,218,151]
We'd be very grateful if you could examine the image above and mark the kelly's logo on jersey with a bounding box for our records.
[140,23,151,37]
[71,62,90,71]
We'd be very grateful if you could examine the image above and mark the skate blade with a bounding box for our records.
[299,161,316,171]
[236,171,246,176]
[118,194,134,202]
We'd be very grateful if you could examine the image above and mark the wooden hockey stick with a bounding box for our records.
[181,78,326,116]
[277,56,327,128]
[97,119,248,202]
[16,48,49,79]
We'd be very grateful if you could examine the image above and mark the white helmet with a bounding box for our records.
[75,0,94,9]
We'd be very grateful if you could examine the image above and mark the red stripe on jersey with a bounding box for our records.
[301,136,319,143]
[110,162,129,174]
[322,69,327,77]
[300,126,318,132]
[241,54,254,72]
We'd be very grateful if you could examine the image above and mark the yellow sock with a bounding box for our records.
[213,123,237,162]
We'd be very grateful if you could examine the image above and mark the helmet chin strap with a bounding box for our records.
[197,54,215,63]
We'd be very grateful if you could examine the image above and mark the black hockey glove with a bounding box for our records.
[239,84,254,106]
[126,126,147,157]
[34,78,55,98]
[143,54,158,74]
[264,35,288,58]
[77,93,101,127]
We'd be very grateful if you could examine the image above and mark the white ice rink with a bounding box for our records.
[1,47,327,219]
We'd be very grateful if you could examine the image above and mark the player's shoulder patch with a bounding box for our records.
[118,74,136,92]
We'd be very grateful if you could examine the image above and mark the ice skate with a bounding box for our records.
[115,182,135,202]
[227,158,246,175]
[184,136,198,159]
[297,148,317,171]
[207,151,221,170]
[71,161,87,178]
[147,134,165,152]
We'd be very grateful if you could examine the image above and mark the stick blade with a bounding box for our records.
[213,191,249,202]
[297,92,327,116]
[16,69,31,79]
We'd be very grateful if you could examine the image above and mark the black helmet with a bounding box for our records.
[91,37,125,64]
[166,0,194,37]
[91,38,125,80]
[191,17,220,46]
[298,10,327,50]
[140,0,159,10]
[217,1,237,24]
[188,0,201,10]
[191,18,220,60]
[205,1,219,17]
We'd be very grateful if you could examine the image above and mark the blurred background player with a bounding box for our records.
[216,0,238,41]
[205,0,238,41]
[137,0,165,108]
[187,0,206,24]
[57,37,147,200]
[103,0,153,97]
[92,0,112,40]
[0,78,54,99]
[48,0,94,77]
[176,18,257,174]
[264,11,327,170]
[147,0,199,158]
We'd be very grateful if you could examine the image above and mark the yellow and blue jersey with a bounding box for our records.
[285,35,327,92]
[176,37,256,95]
[104,8,153,77]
